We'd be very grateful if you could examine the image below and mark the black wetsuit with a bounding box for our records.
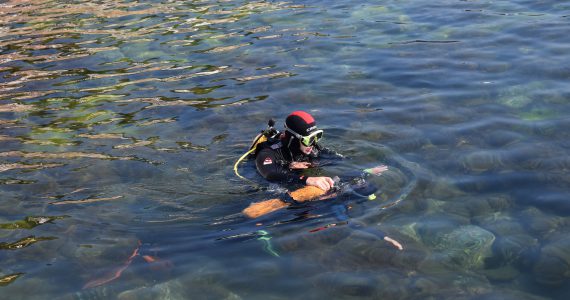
[255,139,316,184]
[254,137,341,184]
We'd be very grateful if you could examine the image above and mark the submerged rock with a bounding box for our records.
[118,274,242,300]
[518,192,570,216]
[416,214,470,245]
[517,107,560,121]
[533,235,570,287]
[499,94,533,109]
[493,234,539,269]
[412,270,492,298]
[498,82,543,109]
[474,213,526,237]
[461,150,506,173]
[484,129,523,148]
[518,207,567,237]
[474,288,551,300]
[457,196,498,219]
[397,221,422,243]
[117,280,185,300]
[432,225,495,269]
[424,179,467,199]
[312,271,378,298]
[481,265,520,282]
[409,276,439,297]
[277,226,351,253]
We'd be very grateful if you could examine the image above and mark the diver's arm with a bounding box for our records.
[256,150,334,190]
[256,149,307,184]
[289,161,312,169]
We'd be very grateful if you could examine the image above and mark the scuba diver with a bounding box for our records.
[237,110,403,251]
[254,110,337,191]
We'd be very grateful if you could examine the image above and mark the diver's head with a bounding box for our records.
[284,111,324,155]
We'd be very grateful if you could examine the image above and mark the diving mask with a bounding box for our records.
[286,127,324,147]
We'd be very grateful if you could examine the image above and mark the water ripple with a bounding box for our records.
[2,0,570,298]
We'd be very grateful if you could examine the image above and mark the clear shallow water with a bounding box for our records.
[1,0,570,299]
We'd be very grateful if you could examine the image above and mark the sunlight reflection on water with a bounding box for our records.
[1,0,570,299]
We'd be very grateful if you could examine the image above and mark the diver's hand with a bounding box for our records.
[384,236,403,250]
[289,161,312,169]
[306,176,335,192]
[366,164,389,176]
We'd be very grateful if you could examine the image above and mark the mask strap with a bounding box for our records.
[287,135,294,159]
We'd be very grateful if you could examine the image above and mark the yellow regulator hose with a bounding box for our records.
[234,133,267,182]
[233,147,256,181]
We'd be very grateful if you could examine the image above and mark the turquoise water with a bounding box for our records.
[1,0,570,298]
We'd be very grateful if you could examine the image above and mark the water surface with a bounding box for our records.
[1,0,570,299]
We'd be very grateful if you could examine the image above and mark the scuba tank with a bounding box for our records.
[248,119,280,156]
[234,119,281,181]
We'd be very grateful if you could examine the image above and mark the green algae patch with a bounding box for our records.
[517,108,560,121]
[0,216,68,230]
[0,273,24,286]
[0,236,57,250]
